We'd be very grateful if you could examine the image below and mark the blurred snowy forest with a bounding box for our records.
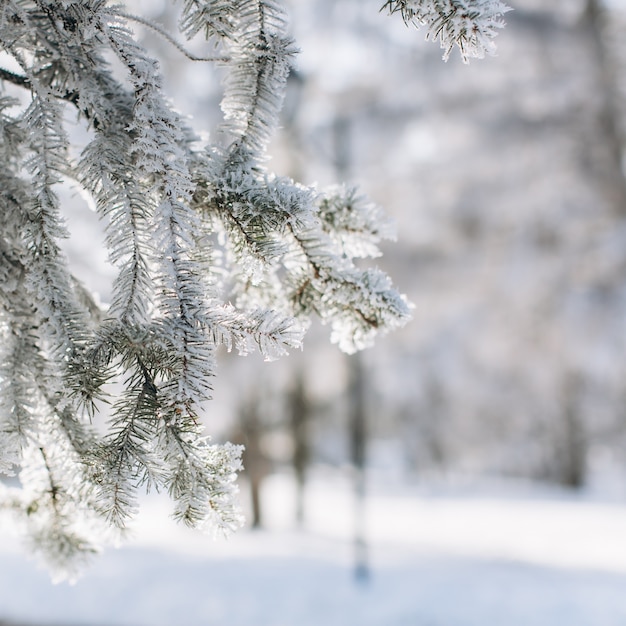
[270,0,626,494]
[5,0,626,624]
[59,0,626,507]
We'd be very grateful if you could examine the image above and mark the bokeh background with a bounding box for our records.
[3,0,626,624]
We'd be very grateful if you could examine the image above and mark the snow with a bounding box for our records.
[2,471,626,626]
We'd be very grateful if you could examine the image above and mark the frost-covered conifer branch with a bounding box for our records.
[285,216,410,354]
[0,0,503,578]
[317,186,397,259]
[217,0,296,161]
[381,0,511,62]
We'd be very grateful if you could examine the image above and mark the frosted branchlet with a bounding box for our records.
[382,0,511,62]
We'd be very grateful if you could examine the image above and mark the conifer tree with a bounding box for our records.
[0,0,508,578]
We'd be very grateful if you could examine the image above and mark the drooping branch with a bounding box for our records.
[0,0,499,579]
[381,0,511,62]
[117,11,231,62]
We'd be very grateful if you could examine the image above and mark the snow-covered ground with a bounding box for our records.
[2,471,626,626]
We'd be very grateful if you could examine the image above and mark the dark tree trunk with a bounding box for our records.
[289,370,310,526]
[236,389,270,529]
[349,353,369,582]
